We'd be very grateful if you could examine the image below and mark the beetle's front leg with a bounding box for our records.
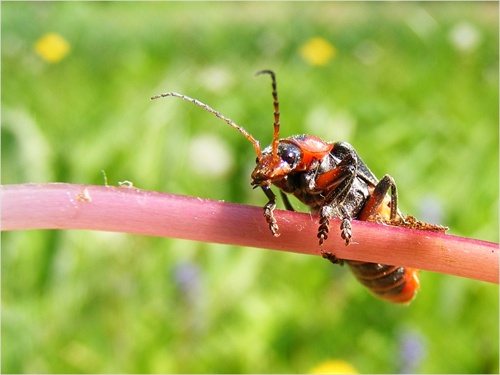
[261,185,280,237]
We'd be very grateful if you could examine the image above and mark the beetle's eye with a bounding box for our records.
[279,144,300,167]
[255,157,259,164]
[282,151,296,165]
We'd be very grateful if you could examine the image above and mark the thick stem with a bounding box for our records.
[2,183,498,284]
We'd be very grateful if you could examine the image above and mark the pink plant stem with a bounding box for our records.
[2,183,498,284]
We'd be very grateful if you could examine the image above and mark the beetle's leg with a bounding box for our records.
[321,250,345,266]
[280,191,295,212]
[313,154,357,192]
[358,174,400,221]
[316,153,358,246]
[338,205,353,245]
[318,206,331,245]
[261,185,280,236]
[319,204,353,246]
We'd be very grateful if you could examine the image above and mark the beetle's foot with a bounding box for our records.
[335,206,352,246]
[264,202,280,237]
[340,217,352,245]
[318,206,335,245]
[321,250,344,266]
[317,216,330,245]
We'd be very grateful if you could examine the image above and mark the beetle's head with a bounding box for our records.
[250,141,300,187]
[250,135,333,187]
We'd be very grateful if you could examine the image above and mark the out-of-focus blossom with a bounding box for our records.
[449,22,481,52]
[299,37,337,66]
[417,194,445,225]
[198,65,234,93]
[34,32,70,63]
[173,261,207,335]
[188,133,234,178]
[173,261,203,305]
[398,330,426,373]
[309,359,358,374]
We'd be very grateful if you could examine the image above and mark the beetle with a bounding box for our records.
[151,70,421,304]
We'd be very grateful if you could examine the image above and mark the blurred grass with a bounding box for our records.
[1,2,498,374]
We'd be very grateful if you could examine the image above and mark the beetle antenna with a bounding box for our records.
[151,92,261,158]
[256,70,280,161]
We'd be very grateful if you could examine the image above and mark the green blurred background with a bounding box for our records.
[2,2,498,373]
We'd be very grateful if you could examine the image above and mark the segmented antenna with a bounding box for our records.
[256,70,280,162]
[151,92,261,158]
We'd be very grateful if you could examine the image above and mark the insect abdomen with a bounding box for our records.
[346,261,420,304]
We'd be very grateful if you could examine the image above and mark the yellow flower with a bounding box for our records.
[299,37,336,66]
[309,359,358,374]
[34,32,70,63]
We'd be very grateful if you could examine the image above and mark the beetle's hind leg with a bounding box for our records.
[358,174,402,222]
